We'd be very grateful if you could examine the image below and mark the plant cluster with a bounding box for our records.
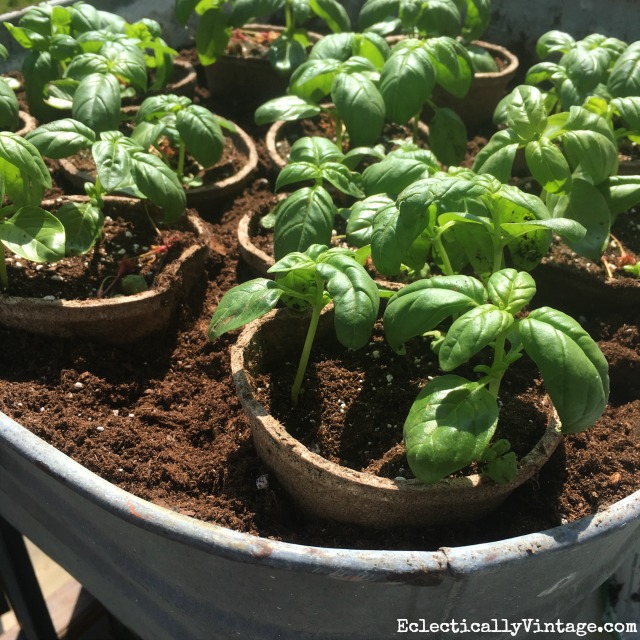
[4,1,177,128]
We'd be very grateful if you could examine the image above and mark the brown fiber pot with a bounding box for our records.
[59,121,258,209]
[15,110,36,137]
[0,196,210,342]
[204,24,322,110]
[230,307,563,529]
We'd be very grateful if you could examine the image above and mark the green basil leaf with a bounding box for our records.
[380,42,435,123]
[72,72,121,133]
[524,61,563,87]
[129,151,186,222]
[384,275,487,353]
[309,0,351,33]
[423,37,473,99]
[428,107,467,166]
[93,137,132,192]
[536,30,575,58]
[176,104,224,168]
[26,118,96,159]
[267,34,306,76]
[608,42,640,98]
[440,304,513,371]
[55,201,103,256]
[65,53,110,79]
[272,185,335,260]
[290,58,342,101]
[106,42,148,92]
[487,269,536,314]
[194,8,230,66]
[562,47,606,93]
[519,307,609,433]
[524,138,572,195]
[345,194,393,247]
[357,0,400,32]
[317,252,379,349]
[462,0,491,42]
[598,175,640,221]
[309,32,355,61]
[332,71,385,147]
[472,128,520,182]
[404,375,498,484]
[0,132,50,189]
[320,162,364,197]
[562,130,617,185]
[275,162,320,191]
[506,85,547,141]
[289,136,344,165]
[22,50,60,122]
[0,79,19,131]
[362,157,433,197]
[611,96,640,132]
[229,0,283,27]
[254,96,322,126]
[208,279,282,340]
[0,205,66,263]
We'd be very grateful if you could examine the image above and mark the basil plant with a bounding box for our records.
[209,244,380,405]
[346,169,585,282]
[0,132,65,289]
[384,268,609,484]
[26,118,185,257]
[4,1,177,128]
[358,0,499,72]
[132,94,233,187]
[263,136,365,261]
[0,45,20,132]
[175,0,350,74]
[477,85,640,259]
[256,32,473,164]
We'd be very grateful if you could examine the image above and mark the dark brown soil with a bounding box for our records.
[2,58,639,552]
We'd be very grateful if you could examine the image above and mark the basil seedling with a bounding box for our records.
[384,268,609,484]
[0,132,65,288]
[209,244,380,405]
[27,118,185,256]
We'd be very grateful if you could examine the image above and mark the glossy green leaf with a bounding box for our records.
[317,251,379,349]
[462,0,492,42]
[384,275,487,353]
[93,136,132,192]
[487,269,536,314]
[424,37,473,99]
[0,132,50,190]
[608,42,640,97]
[357,0,400,32]
[320,162,364,197]
[0,80,19,131]
[363,157,433,197]
[272,186,335,260]
[524,138,572,195]
[72,72,121,133]
[598,176,640,221]
[129,151,186,222]
[176,104,224,167]
[415,0,461,38]
[26,118,96,159]
[332,72,385,147]
[275,162,320,190]
[346,194,393,247]
[561,47,606,93]
[562,130,617,185]
[506,85,547,141]
[612,97,640,132]
[22,51,60,122]
[439,304,513,371]
[309,0,351,33]
[254,96,321,125]
[55,201,103,256]
[208,279,282,340]
[0,205,65,263]
[472,128,520,182]
[195,8,230,66]
[289,136,343,164]
[106,43,147,92]
[229,0,283,27]
[536,30,576,58]
[290,58,342,101]
[267,34,306,75]
[519,307,609,433]
[65,53,110,79]
[404,375,499,484]
[428,107,467,166]
[524,61,563,87]
[380,42,435,124]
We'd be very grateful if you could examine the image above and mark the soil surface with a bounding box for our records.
[2,59,640,552]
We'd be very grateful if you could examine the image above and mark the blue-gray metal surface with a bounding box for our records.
[0,411,638,640]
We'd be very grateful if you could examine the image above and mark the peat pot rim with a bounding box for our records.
[0,195,210,342]
[471,39,519,80]
[230,308,564,529]
[266,114,431,170]
[1,408,639,579]
[15,109,36,137]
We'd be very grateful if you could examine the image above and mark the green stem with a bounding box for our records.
[0,242,7,290]
[412,113,420,145]
[488,334,506,398]
[335,114,343,150]
[290,291,323,406]
[177,142,186,181]
[433,233,454,276]
[284,0,293,33]
[492,216,503,275]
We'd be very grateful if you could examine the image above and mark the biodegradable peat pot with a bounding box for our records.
[0,196,210,342]
[204,24,322,110]
[431,40,519,131]
[230,308,563,529]
[58,121,258,208]
[237,209,274,277]
[14,109,36,137]
[1,375,639,640]
[265,116,431,170]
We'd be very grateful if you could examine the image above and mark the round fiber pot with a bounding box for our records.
[0,196,210,342]
[15,110,36,137]
[204,24,322,111]
[230,307,563,529]
[237,210,274,277]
